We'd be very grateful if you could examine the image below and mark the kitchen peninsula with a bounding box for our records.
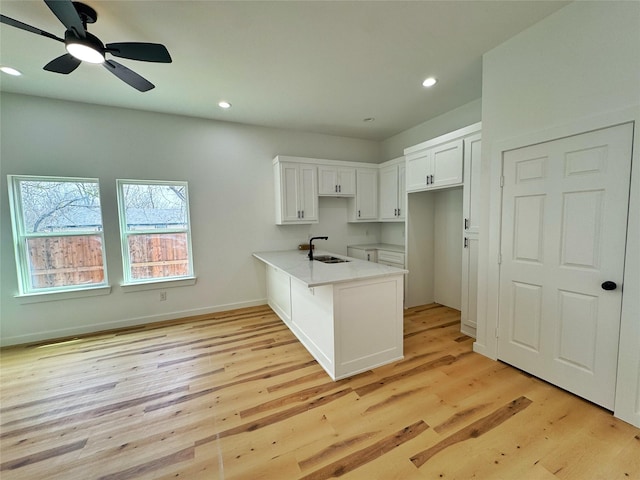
[253,250,407,380]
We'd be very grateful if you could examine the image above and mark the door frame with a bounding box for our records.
[474,106,640,427]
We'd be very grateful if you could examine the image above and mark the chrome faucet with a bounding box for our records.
[308,236,328,260]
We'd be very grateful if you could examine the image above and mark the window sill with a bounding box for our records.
[15,285,112,304]
[120,277,197,292]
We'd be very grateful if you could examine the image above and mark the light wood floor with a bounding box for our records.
[1,304,638,480]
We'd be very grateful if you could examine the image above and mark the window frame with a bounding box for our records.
[7,174,110,297]
[116,179,195,287]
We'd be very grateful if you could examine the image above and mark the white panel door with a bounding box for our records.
[498,123,633,409]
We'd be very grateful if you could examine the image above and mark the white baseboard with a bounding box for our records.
[0,298,268,347]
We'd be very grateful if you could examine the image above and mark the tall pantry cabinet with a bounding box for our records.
[461,133,482,337]
[404,123,481,337]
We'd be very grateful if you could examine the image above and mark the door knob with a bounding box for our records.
[601,281,617,291]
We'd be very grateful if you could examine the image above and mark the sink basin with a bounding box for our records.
[313,255,350,264]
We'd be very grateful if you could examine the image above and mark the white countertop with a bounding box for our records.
[253,249,408,287]
[347,243,405,253]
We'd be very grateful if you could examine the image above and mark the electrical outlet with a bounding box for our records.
[160,291,167,301]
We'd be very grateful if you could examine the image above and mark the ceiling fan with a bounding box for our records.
[0,0,172,92]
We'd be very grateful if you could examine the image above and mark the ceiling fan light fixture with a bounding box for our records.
[66,42,104,63]
[64,30,105,64]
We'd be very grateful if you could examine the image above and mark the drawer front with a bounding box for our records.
[377,250,405,266]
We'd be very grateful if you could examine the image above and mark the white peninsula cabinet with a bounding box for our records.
[254,250,406,380]
[378,157,406,221]
[273,156,318,224]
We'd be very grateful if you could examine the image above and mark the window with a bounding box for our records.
[117,180,194,284]
[7,175,108,295]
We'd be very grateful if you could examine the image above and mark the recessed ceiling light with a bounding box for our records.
[422,77,437,88]
[218,101,232,109]
[1,66,22,76]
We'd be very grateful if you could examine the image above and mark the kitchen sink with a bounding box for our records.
[313,255,350,264]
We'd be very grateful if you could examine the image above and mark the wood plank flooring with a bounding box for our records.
[1,304,638,479]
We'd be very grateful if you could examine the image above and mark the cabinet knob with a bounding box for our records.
[601,281,617,291]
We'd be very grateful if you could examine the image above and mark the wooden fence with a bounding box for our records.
[27,233,189,288]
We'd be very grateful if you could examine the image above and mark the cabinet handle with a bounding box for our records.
[301,210,304,218]
[464,218,469,230]
[358,210,361,217]
[394,208,397,216]
[297,210,300,219]
[426,175,430,185]
[335,185,338,193]
[339,185,341,193]
[397,208,401,216]
[430,174,434,184]
[464,237,468,248]
[367,253,370,261]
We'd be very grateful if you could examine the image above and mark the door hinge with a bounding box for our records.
[500,176,505,187]
[495,326,500,338]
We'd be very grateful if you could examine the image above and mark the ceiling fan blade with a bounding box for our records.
[105,43,172,63]
[0,14,64,42]
[43,53,82,74]
[103,60,154,92]
[44,0,86,38]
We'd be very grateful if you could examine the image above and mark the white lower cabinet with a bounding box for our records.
[377,249,405,268]
[347,247,377,262]
[461,236,479,336]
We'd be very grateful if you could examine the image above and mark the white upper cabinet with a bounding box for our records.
[405,138,463,193]
[378,157,406,221]
[431,139,463,188]
[348,168,378,221]
[273,158,318,224]
[318,166,356,196]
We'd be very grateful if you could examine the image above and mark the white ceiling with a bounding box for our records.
[0,1,569,140]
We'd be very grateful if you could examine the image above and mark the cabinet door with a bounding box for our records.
[461,235,479,336]
[397,163,406,220]
[431,139,463,188]
[280,163,302,222]
[299,164,318,221]
[337,168,356,195]
[354,169,377,220]
[405,151,430,192]
[462,134,482,235]
[379,164,399,220]
[318,166,356,195]
[318,166,338,195]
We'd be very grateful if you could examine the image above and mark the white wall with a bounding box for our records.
[0,93,381,346]
[381,99,481,160]
[433,188,463,310]
[477,1,640,426]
